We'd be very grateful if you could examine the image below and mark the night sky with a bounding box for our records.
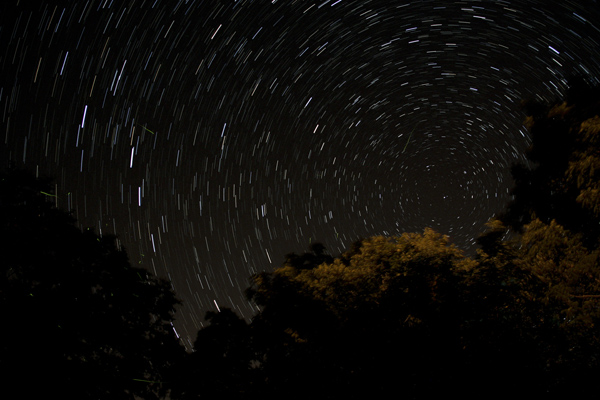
[2,0,600,349]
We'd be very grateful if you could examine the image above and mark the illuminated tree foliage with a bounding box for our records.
[241,231,482,399]
[494,78,600,393]
[0,168,186,400]
[567,115,600,217]
[182,79,600,399]
[237,229,556,399]
[502,77,600,246]
[6,77,600,399]
[516,219,600,394]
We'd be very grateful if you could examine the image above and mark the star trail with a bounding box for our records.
[2,0,600,349]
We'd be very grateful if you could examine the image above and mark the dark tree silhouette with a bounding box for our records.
[182,78,600,399]
[243,231,476,399]
[514,219,600,395]
[282,241,334,270]
[0,168,186,399]
[169,308,261,399]
[463,220,549,396]
[501,77,600,247]
[184,226,600,398]
[483,79,600,394]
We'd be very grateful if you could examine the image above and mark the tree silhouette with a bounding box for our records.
[182,225,600,398]
[242,231,480,399]
[501,77,600,247]
[281,241,334,270]
[169,308,261,399]
[460,219,549,395]
[0,168,186,399]
[180,78,600,398]
[515,218,600,395]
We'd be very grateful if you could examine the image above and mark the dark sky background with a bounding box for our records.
[2,0,600,350]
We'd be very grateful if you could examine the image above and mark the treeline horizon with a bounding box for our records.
[3,77,600,399]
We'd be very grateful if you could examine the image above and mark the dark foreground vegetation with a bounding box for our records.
[3,79,600,399]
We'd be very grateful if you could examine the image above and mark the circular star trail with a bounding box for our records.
[2,0,600,348]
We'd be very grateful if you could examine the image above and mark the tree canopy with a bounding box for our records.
[0,168,186,399]
[178,78,600,399]
[6,77,600,399]
[501,78,600,245]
